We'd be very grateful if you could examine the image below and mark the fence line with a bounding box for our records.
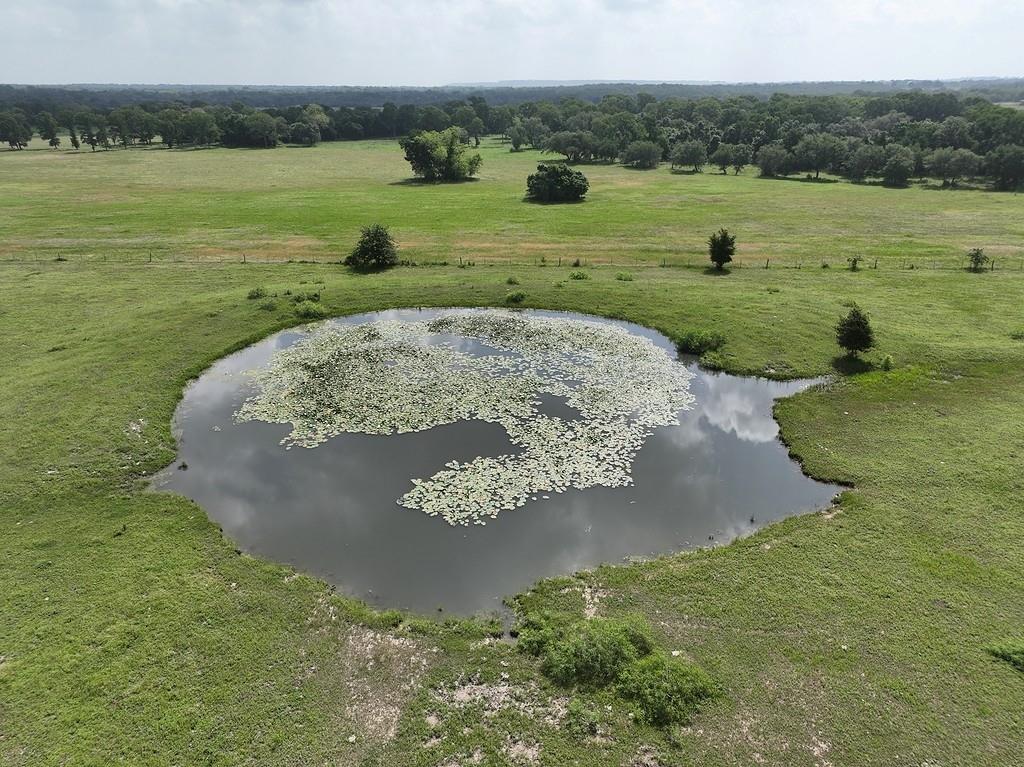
[3,252,1024,272]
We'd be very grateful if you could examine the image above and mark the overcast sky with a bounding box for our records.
[3,0,1021,86]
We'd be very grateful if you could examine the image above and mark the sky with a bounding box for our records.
[2,0,1022,87]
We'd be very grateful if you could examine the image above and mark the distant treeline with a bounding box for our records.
[3,79,1024,111]
[2,88,1023,190]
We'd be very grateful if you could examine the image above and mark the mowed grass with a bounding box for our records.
[2,138,1024,268]
[1,141,1024,766]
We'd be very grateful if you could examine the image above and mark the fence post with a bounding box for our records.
[764,258,769,269]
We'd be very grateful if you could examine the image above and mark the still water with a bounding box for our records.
[155,309,840,614]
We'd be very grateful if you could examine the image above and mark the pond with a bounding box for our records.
[155,308,840,615]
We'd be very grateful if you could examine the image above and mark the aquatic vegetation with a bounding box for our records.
[236,310,694,525]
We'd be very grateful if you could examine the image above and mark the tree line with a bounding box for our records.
[2,89,1022,189]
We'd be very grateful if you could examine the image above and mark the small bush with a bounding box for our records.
[516,611,561,657]
[257,300,277,312]
[615,272,634,281]
[506,276,520,285]
[676,330,725,355]
[565,698,601,740]
[569,270,589,280]
[295,301,326,320]
[247,287,268,300]
[541,617,654,687]
[505,290,527,304]
[1011,330,1024,341]
[847,256,862,271]
[618,652,718,725]
[291,290,321,303]
[344,224,398,271]
[708,228,736,270]
[571,258,582,267]
[988,640,1024,672]
[967,247,989,272]
[881,354,894,370]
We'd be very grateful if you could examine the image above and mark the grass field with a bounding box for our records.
[2,140,1024,766]
[2,138,1024,269]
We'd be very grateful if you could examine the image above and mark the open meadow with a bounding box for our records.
[2,140,1024,766]
[2,138,1023,269]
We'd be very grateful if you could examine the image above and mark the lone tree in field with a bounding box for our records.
[836,304,875,357]
[344,224,398,270]
[967,248,989,272]
[525,164,589,203]
[399,128,482,182]
[708,228,736,270]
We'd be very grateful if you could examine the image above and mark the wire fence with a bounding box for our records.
[2,250,1023,272]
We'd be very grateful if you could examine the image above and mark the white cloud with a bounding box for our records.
[1,0,1020,85]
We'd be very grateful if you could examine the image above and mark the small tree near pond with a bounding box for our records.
[708,228,736,270]
[344,224,398,270]
[836,304,875,357]
[526,164,589,202]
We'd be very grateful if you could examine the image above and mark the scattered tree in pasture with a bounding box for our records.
[508,118,527,151]
[882,144,916,187]
[545,131,596,163]
[927,147,982,186]
[526,163,589,202]
[847,144,887,181]
[37,112,60,148]
[399,128,482,181]
[794,133,846,178]
[836,304,875,357]
[669,139,707,172]
[344,224,399,270]
[755,144,792,177]
[68,124,80,150]
[0,110,32,149]
[708,228,736,270]
[620,140,661,169]
[986,144,1024,190]
[288,121,320,146]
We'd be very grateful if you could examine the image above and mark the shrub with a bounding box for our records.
[505,290,527,304]
[516,611,561,657]
[571,258,582,267]
[246,287,267,300]
[569,270,589,280]
[541,617,654,687]
[620,140,662,169]
[847,256,862,271]
[344,224,398,271]
[257,300,277,312]
[291,290,320,303]
[506,276,520,285]
[676,330,725,355]
[526,163,589,203]
[988,640,1024,672]
[881,354,894,371]
[967,248,989,272]
[295,301,326,320]
[708,228,736,270]
[618,652,718,725]
[836,303,875,356]
[565,698,601,740]
[615,272,634,281]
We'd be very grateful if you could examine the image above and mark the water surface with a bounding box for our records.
[155,309,839,614]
